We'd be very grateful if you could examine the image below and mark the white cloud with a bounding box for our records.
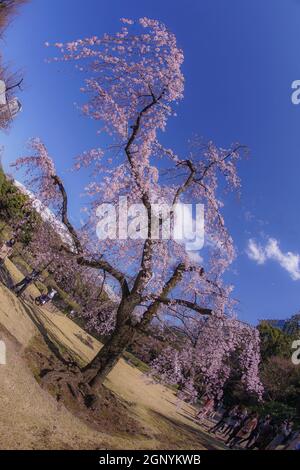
[247,239,266,265]
[246,238,300,281]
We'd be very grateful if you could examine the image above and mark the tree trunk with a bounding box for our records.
[83,321,137,389]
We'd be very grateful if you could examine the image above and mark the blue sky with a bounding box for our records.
[1,0,300,324]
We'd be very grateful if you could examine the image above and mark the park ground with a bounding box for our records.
[0,258,226,450]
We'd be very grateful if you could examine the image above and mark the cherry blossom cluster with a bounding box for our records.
[150,314,264,402]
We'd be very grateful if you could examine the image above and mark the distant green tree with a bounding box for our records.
[258,321,294,360]
[0,168,39,244]
[261,356,300,403]
[0,169,26,219]
[254,322,300,423]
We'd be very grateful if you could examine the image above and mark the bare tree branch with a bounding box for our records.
[126,89,166,295]
[51,174,130,296]
[139,263,204,328]
[157,298,212,316]
[5,77,23,92]
[172,159,196,205]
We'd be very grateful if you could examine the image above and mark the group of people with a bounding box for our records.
[0,237,56,305]
[197,398,299,450]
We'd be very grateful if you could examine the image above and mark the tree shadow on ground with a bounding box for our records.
[0,265,64,361]
[21,300,71,365]
[149,410,228,450]
[0,264,14,289]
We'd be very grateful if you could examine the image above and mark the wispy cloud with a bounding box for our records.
[247,239,266,265]
[246,238,300,280]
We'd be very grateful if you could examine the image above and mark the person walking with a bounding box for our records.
[248,416,274,450]
[196,397,214,421]
[209,400,224,420]
[47,288,57,302]
[266,420,293,450]
[226,409,249,443]
[0,238,16,266]
[223,410,245,438]
[228,413,259,448]
[241,415,264,448]
[35,288,57,306]
[210,405,239,435]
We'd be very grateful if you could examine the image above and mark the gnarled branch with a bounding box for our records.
[52,174,130,296]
